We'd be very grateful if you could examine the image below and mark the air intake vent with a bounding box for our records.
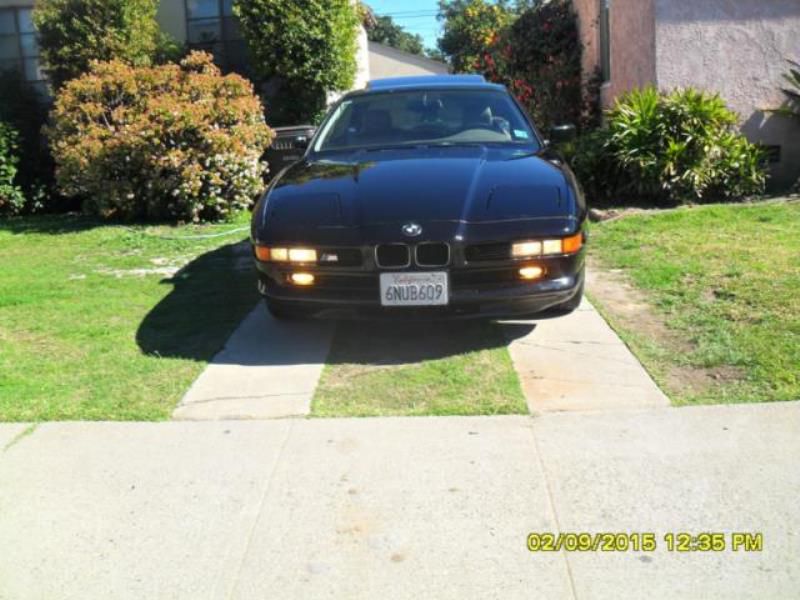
[465,243,510,262]
[415,242,450,267]
[375,244,410,268]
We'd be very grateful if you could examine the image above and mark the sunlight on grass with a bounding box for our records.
[589,200,800,405]
[0,213,258,421]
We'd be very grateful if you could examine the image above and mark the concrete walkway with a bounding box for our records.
[1,402,798,599]
[504,298,669,412]
[173,306,334,420]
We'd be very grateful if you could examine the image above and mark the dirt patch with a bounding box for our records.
[587,257,746,397]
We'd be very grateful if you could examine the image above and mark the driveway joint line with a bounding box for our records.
[220,418,296,600]
[527,420,579,600]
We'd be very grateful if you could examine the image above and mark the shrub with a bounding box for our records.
[33,0,160,89]
[46,52,274,222]
[234,0,360,124]
[0,70,57,214]
[569,87,766,205]
[0,121,25,216]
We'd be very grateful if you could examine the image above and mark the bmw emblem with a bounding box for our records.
[402,223,423,237]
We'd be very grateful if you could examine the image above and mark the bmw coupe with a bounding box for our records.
[251,75,587,319]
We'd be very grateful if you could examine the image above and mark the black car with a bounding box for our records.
[251,75,587,320]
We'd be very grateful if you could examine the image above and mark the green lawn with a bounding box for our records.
[0,213,258,421]
[313,320,527,417]
[589,199,800,405]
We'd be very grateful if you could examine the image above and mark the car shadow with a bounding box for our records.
[136,240,260,363]
[323,319,535,366]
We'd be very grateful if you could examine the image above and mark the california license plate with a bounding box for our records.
[379,272,449,307]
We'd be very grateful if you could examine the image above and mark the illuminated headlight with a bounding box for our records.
[288,248,317,262]
[254,246,317,263]
[542,239,562,255]
[511,241,542,258]
[511,233,583,258]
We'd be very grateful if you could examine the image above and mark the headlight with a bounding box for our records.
[254,246,317,263]
[511,241,542,258]
[511,233,583,258]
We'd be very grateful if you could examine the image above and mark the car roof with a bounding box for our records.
[357,75,506,95]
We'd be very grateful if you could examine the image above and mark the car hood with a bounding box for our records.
[256,146,579,244]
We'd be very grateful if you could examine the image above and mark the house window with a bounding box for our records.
[185,0,249,74]
[0,7,47,96]
[599,0,611,83]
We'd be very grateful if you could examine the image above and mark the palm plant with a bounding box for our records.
[776,59,800,121]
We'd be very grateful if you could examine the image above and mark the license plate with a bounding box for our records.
[379,272,449,307]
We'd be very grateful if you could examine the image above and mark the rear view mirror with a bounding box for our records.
[549,124,577,144]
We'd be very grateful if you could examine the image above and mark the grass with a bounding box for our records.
[588,199,800,405]
[313,320,527,417]
[0,213,258,421]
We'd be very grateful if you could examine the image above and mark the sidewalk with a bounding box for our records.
[1,402,798,599]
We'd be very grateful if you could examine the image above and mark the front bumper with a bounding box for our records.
[254,250,585,320]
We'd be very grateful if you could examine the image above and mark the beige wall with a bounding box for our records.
[368,41,448,80]
[655,0,800,188]
[575,0,657,109]
[156,0,186,44]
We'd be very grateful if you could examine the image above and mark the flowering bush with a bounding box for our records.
[472,0,598,132]
[47,52,274,222]
[438,0,513,73]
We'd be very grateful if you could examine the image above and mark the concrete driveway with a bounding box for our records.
[1,403,798,599]
[173,295,668,420]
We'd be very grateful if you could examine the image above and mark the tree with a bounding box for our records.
[234,0,360,124]
[367,15,425,56]
[32,0,160,89]
[437,0,512,72]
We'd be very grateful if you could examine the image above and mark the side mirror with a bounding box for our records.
[549,124,577,144]
[293,135,310,149]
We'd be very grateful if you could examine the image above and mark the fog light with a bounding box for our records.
[512,241,542,258]
[290,272,315,286]
[519,266,544,280]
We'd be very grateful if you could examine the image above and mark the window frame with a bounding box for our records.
[183,0,246,73]
[0,5,45,89]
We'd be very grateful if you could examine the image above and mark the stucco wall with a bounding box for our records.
[655,0,800,188]
[575,0,657,109]
[156,0,186,44]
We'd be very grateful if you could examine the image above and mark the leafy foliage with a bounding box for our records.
[776,59,800,122]
[443,0,598,132]
[0,121,25,216]
[234,0,360,124]
[437,0,513,73]
[32,0,160,89]
[568,87,767,205]
[0,70,58,214]
[367,15,425,56]
[46,52,274,222]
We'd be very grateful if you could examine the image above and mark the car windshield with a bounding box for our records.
[312,88,539,153]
